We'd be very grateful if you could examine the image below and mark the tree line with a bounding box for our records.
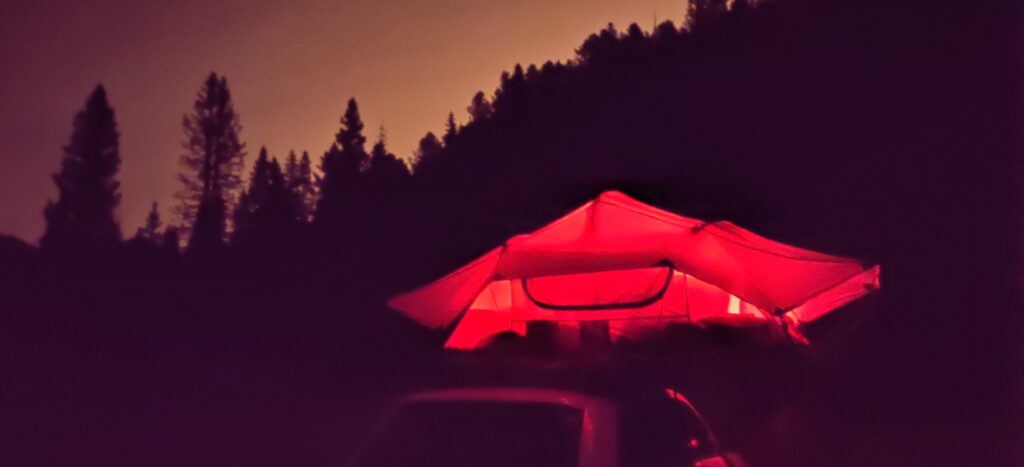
[40,0,766,267]
[38,72,506,264]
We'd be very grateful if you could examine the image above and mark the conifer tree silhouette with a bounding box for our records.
[233,147,271,244]
[285,150,317,223]
[366,129,411,189]
[235,150,297,254]
[177,72,246,256]
[41,85,122,256]
[467,91,494,122]
[135,202,162,245]
[314,98,368,234]
[686,0,728,30]
[443,112,458,146]
[412,132,443,174]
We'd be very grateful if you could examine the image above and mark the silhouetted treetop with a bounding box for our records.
[337,98,367,159]
[285,150,317,223]
[367,131,411,184]
[443,112,458,146]
[178,72,245,256]
[135,202,162,244]
[652,20,680,40]
[576,23,620,62]
[233,147,271,239]
[233,147,301,253]
[41,85,122,256]
[686,0,729,30]
[412,132,443,174]
[314,98,369,234]
[467,91,494,122]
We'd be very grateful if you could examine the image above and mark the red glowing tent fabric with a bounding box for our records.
[389,191,880,349]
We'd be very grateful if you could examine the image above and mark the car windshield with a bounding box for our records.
[352,399,583,467]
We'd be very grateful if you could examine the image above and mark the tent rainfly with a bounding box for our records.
[389,191,880,349]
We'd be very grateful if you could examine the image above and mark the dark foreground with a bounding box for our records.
[0,260,1017,467]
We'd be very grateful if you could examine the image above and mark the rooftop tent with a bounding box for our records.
[389,191,880,349]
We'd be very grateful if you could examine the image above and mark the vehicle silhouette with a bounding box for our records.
[348,386,744,467]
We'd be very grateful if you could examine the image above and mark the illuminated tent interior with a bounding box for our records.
[389,191,880,350]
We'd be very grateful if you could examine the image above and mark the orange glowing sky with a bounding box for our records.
[0,0,687,243]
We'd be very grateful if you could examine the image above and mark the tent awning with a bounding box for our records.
[389,191,880,349]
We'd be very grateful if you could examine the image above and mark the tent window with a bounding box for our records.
[522,267,673,310]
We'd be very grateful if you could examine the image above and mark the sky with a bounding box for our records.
[0,0,686,243]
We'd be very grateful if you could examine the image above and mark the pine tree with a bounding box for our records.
[361,130,412,277]
[509,65,527,92]
[177,72,246,256]
[285,150,316,223]
[135,202,162,244]
[41,85,122,256]
[492,64,528,114]
[653,20,680,41]
[284,149,300,218]
[232,147,271,242]
[284,150,299,186]
[443,112,458,146]
[234,152,298,253]
[525,64,539,81]
[298,152,316,222]
[625,23,645,41]
[576,23,620,62]
[467,91,494,122]
[189,195,226,256]
[412,132,443,174]
[365,131,410,215]
[685,0,728,30]
[261,158,295,232]
[313,98,368,233]
[367,130,411,187]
